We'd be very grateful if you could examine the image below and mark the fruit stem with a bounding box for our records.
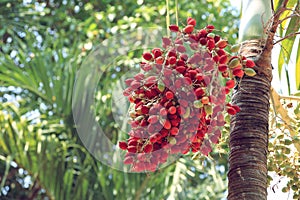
[175,0,179,26]
[166,0,170,37]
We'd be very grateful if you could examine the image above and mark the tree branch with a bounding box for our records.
[256,0,294,80]
[279,12,300,23]
[270,0,274,12]
[273,31,300,45]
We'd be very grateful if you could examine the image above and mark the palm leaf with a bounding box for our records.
[276,1,299,92]
[0,102,96,199]
[296,44,300,90]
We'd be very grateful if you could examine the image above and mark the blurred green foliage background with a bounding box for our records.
[0,0,241,199]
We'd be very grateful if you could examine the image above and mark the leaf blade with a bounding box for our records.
[296,44,300,90]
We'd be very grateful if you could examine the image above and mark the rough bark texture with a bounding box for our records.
[228,40,272,200]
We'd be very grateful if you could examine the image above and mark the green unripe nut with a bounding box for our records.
[244,68,256,76]
[168,137,177,145]
[193,100,203,108]
[204,105,213,115]
[228,58,240,68]
[230,44,241,53]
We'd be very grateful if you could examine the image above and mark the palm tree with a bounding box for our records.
[1,0,298,199]
[228,0,299,199]
[0,1,238,199]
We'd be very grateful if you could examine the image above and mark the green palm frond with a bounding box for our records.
[0,102,96,199]
[275,1,300,92]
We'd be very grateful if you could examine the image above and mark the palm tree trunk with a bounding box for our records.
[227,0,293,198]
[227,39,273,199]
